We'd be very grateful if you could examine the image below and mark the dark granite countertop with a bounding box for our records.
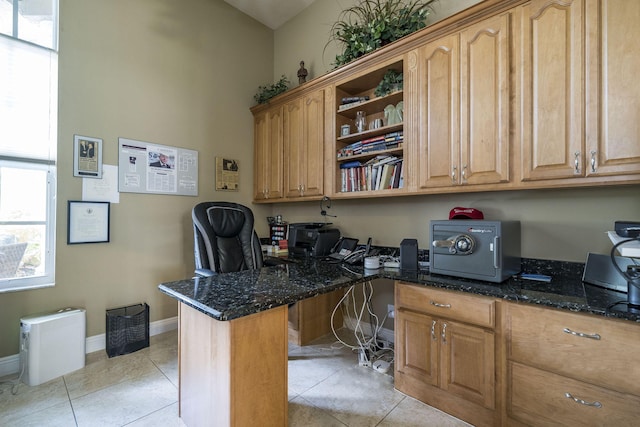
[158,257,640,323]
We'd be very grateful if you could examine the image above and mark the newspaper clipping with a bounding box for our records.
[216,157,239,191]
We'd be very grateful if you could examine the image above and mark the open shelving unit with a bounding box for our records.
[334,58,406,195]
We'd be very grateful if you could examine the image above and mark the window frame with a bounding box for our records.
[0,158,57,292]
[0,0,58,292]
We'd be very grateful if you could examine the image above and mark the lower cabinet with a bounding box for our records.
[394,282,500,427]
[505,302,640,426]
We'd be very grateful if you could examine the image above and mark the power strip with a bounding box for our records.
[358,349,371,367]
[372,359,390,374]
[383,261,400,268]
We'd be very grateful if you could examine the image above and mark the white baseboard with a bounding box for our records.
[342,321,394,346]
[0,316,178,378]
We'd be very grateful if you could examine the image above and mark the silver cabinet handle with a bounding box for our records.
[461,165,468,183]
[563,327,601,340]
[574,151,581,174]
[451,166,457,184]
[590,150,597,173]
[430,300,451,308]
[431,320,437,341]
[565,392,602,408]
[441,322,447,345]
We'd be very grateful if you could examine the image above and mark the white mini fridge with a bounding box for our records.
[20,308,86,386]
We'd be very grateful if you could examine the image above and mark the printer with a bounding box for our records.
[288,223,340,257]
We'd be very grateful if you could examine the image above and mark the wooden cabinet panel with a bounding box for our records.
[441,320,495,409]
[460,12,511,186]
[520,0,584,181]
[417,34,460,189]
[396,308,439,387]
[417,11,512,190]
[507,302,640,398]
[396,282,495,328]
[253,107,284,201]
[284,89,324,199]
[585,0,640,177]
[508,361,640,426]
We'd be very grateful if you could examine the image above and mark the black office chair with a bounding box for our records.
[192,202,263,277]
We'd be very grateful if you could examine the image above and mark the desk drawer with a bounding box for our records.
[396,282,495,328]
[506,302,640,396]
[508,361,640,426]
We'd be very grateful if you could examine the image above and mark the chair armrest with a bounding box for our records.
[194,268,217,277]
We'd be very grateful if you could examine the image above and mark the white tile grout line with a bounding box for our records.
[0,316,178,378]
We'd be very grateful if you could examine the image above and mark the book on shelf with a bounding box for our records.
[339,160,362,169]
[341,96,370,104]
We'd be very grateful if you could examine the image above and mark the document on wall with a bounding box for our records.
[82,164,120,203]
[117,138,198,196]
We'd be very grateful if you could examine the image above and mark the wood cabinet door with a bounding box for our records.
[283,90,324,198]
[396,308,439,387]
[253,107,283,200]
[440,320,495,409]
[520,0,585,181]
[585,0,640,177]
[459,12,511,186]
[417,34,460,189]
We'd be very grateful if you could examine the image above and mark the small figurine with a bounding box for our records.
[297,61,308,84]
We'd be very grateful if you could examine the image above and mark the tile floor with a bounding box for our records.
[0,329,471,426]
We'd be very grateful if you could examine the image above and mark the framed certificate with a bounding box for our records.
[67,201,110,244]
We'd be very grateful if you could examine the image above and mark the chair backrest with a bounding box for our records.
[0,242,28,279]
[192,202,263,274]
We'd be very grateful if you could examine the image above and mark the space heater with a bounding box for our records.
[19,308,86,386]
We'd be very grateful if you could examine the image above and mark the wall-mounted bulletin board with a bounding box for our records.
[118,138,198,196]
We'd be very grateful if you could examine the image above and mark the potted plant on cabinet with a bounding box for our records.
[327,0,437,68]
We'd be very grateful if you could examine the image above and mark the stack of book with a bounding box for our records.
[337,131,403,158]
[338,96,370,111]
[339,155,404,192]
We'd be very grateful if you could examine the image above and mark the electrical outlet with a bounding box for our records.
[387,304,395,318]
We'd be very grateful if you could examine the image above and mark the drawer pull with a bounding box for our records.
[563,327,601,340]
[430,300,451,308]
[565,392,602,408]
[441,322,447,345]
[431,320,437,341]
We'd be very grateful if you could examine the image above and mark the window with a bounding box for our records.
[0,0,58,292]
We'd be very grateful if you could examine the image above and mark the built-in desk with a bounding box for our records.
[159,258,640,427]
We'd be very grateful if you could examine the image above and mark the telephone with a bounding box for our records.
[327,237,359,261]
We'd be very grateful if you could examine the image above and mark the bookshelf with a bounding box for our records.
[334,58,406,195]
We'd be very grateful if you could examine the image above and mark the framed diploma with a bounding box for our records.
[67,201,110,244]
[73,135,103,179]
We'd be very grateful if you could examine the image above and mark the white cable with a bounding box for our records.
[0,331,27,395]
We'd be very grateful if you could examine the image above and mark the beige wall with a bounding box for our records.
[0,0,274,357]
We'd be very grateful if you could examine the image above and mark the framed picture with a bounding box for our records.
[73,135,103,179]
[215,157,239,191]
[67,201,110,244]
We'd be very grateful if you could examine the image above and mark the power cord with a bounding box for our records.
[610,236,640,308]
[0,330,28,396]
[330,281,394,372]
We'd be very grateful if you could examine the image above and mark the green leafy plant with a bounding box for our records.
[374,69,403,97]
[327,0,437,68]
[254,75,290,104]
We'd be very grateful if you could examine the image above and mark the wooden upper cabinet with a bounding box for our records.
[253,106,284,201]
[417,11,511,190]
[520,0,584,181]
[284,89,325,199]
[417,33,460,189]
[459,12,511,186]
[585,0,640,177]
